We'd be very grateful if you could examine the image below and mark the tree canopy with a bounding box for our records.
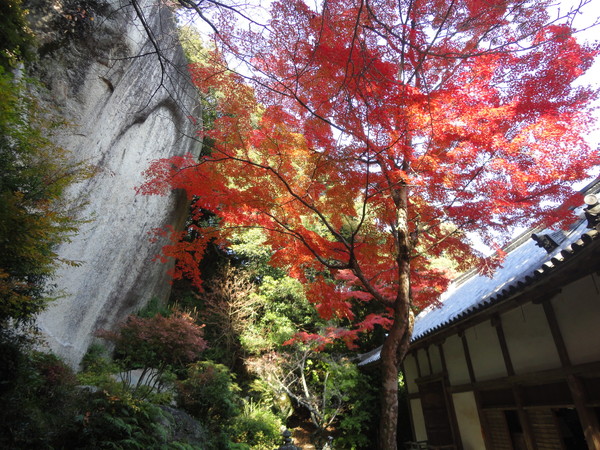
[140,1,599,447]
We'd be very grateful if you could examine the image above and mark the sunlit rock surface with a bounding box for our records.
[32,0,200,367]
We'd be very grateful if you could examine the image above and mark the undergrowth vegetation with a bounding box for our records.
[0,258,382,449]
[0,307,284,449]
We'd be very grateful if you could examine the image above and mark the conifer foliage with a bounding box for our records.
[0,73,85,323]
[141,1,599,447]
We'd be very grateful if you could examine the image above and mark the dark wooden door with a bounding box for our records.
[419,380,454,446]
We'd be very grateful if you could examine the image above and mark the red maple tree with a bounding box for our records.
[140,0,599,447]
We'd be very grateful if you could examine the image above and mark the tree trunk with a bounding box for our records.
[378,185,413,450]
[378,295,413,449]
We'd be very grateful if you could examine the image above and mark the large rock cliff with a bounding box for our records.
[31,0,200,367]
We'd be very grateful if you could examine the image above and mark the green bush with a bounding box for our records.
[0,331,80,448]
[77,344,207,448]
[0,330,210,449]
[334,367,379,449]
[72,390,173,449]
[177,361,241,424]
[177,361,242,448]
[137,296,173,319]
[0,0,35,69]
[0,65,88,324]
[230,400,282,450]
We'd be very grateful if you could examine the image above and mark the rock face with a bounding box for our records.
[159,406,209,446]
[32,0,200,367]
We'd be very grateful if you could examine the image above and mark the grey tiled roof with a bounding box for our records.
[356,178,600,366]
[411,177,600,342]
[356,346,383,366]
[357,221,600,366]
[412,219,598,341]
[356,179,600,366]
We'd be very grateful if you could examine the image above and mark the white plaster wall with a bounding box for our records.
[429,344,444,375]
[443,334,471,386]
[467,321,507,381]
[404,353,420,394]
[502,302,561,374]
[410,398,428,442]
[417,348,431,377]
[552,273,600,365]
[452,391,486,450]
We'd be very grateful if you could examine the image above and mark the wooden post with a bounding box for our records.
[542,300,571,367]
[512,387,537,450]
[460,331,492,450]
[542,300,600,450]
[438,343,463,450]
[491,315,514,376]
[459,332,476,384]
[492,315,536,450]
[567,375,600,450]
[402,362,418,444]
[426,346,433,375]
[414,349,422,378]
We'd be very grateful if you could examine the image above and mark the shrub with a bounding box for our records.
[137,296,172,318]
[0,331,80,448]
[332,367,379,449]
[177,361,241,425]
[100,311,207,368]
[177,360,245,448]
[80,342,119,377]
[247,349,377,448]
[77,342,128,400]
[0,0,35,69]
[230,400,282,450]
[0,65,88,324]
[77,343,208,449]
[97,311,207,397]
[73,390,173,449]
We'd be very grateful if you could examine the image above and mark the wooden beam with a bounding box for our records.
[542,299,600,450]
[567,375,600,450]
[459,331,493,449]
[426,346,433,375]
[438,343,463,450]
[438,343,449,377]
[460,332,476,384]
[414,349,422,379]
[492,315,536,449]
[415,373,445,385]
[402,362,419,443]
[542,299,571,367]
[449,360,600,394]
[492,315,514,377]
